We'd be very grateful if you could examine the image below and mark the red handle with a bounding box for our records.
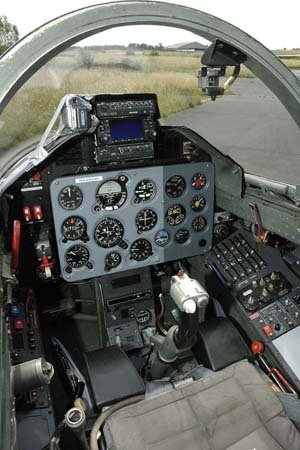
[11,220,21,269]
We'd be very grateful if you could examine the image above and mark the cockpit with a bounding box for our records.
[1,2,300,450]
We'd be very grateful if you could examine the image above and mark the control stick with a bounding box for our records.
[149,271,209,379]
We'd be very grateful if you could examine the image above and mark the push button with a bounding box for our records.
[10,304,21,317]
[13,319,24,330]
[262,325,274,338]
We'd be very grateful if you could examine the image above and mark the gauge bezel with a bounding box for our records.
[61,216,87,241]
[104,251,122,270]
[94,217,124,248]
[65,244,90,268]
[134,179,157,203]
[130,239,153,261]
[192,216,207,232]
[174,228,190,244]
[135,208,158,233]
[165,175,186,198]
[191,194,206,212]
[95,178,127,210]
[165,203,186,226]
[191,173,207,190]
[154,229,170,247]
[58,185,83,210]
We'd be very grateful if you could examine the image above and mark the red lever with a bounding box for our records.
[249,203,266,242]
[11,220,21,270]
[39,256,54,272]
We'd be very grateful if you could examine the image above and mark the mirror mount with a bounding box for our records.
[198,40,247,100]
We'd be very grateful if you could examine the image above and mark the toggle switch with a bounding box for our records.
[262,325,274,338]
[33,204,43,220]
[23,206,32,222]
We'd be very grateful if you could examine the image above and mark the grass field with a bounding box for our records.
[0,48,298,151]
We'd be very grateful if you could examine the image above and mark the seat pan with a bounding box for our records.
[105,361,300,450]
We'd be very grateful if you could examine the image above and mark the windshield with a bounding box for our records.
[0,25,300,184]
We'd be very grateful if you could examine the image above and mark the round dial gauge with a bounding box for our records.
[104,252,122,270]
[192,216,207,232]
[165,204,186,226]
[191,173,207,190]
[61,216,87,241]
[191,195,206,212]
[136,209,157,233]
[65,245,89,268]
[136,309,151,324]
[175,228,190,244]
[96,179,127,210]
[58,186,83,210]
[94,218,124,248]
[165,175,186,198]
[134,179,156,203]
[154,230,169,247]
[130,239,152,261]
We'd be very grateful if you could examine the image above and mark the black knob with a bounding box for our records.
[100,135,109,143]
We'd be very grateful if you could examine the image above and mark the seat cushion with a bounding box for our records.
[104,361,300,450]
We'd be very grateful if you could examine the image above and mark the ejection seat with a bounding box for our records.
[104,360,300,450]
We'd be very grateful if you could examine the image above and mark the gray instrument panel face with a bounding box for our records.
[50,162,214,281]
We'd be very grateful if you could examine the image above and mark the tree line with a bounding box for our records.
[0,15,19,55]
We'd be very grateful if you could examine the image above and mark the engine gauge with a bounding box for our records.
[65,245,89,268]
[165,175,186,198]
[130,239,152,261]
[134,179,156,203]
[58,185,83,210]
[136,209,157,233]
[104,252,121,270]
[154,230,169,247]
[165,204,186,226]
[192,216,207,232]
[94,218,124,248]
[61,216,87,241]
[175,228,190,244]
[191,195,206,212]
[96,179,127,210]
[191,173,207,190]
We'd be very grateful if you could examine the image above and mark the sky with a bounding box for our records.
[1,0,300,50]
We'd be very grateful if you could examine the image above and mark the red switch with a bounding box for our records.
[262,325,274,338]
[31,391,38,402]
[23,206,32,222]
[32,172,41,182]
[33,204,43,220]
[13,319,24,330]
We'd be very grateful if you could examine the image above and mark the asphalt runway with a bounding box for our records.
[164,70,300,185]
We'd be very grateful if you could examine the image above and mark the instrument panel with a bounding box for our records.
[50,162,214,281]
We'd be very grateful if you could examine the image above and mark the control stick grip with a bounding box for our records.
[170,271,209,314]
